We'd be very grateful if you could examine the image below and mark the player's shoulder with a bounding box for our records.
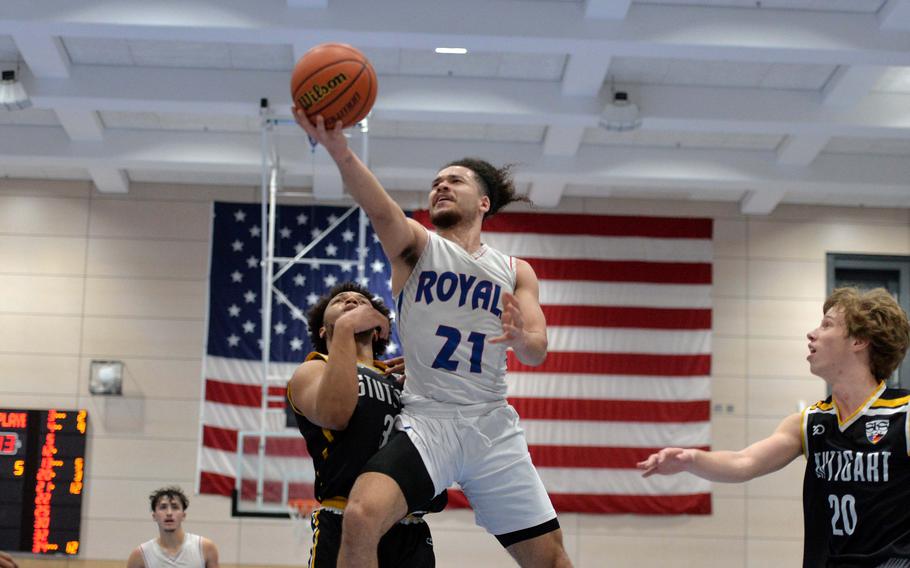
[305,351,329,364]
[871,387,910,411]
[200,534,218,550]
[290,353,328,383]
[127,546,146,568]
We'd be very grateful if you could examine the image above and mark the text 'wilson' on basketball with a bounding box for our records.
[297,73,348,109]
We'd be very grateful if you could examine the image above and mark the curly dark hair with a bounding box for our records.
[443,158,530,220]
[149,486,189,511]
[306,281,392,356]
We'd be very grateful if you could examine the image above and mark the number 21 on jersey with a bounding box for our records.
[431,325,486,374]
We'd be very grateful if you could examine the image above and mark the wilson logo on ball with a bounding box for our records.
[296,73,349,110]
[291,42,378,129]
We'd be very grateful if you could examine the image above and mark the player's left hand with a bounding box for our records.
[489,292,525,347]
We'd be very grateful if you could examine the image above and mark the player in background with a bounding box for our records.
[639,287,910,567]
[127,486,219,568]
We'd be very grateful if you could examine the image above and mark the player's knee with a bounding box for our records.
[341,499,384,541]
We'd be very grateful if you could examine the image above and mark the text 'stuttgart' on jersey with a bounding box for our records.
[288,353,401,503]
[801,384,910,568]
[397,229,517,406]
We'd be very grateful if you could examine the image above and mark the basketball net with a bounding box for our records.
[288,498,319,543]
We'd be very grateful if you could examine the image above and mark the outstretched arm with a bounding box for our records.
[489,259,547,366]
[287,304,389,430]
[292,110,426,266]
[637,412,803,482]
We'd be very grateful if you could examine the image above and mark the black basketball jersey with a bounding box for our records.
[801,385,910,568]
[290,352,402,504]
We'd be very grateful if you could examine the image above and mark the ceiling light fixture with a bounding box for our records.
[435,47,468,55]
[599,90,642,132]
[0,69,31,111]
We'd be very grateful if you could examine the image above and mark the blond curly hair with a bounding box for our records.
[824,287,910,381]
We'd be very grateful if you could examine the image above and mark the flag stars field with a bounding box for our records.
[201,204,426,498]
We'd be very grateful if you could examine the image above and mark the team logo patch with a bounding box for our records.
[865,419,889,444]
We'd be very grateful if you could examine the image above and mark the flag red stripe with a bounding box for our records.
[203,424,238,453]
[203,424,309,457]
[199,471,315,503]
[508,352,711,376]
[412,210,713,239]
[527,445,710,469]
[209,424,711,468]
[540,305,711,329]
[205,378,286,408]
[510,398,710,423]
[446,489,711,514]
[527,258,712,284]
[239,479,315,503]
[199,471,234,497]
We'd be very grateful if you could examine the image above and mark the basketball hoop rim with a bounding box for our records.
[287,497,320,518]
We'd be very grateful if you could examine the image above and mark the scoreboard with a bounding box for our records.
[0,408,87,555]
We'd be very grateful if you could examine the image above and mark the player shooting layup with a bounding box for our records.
[294,111,572,568]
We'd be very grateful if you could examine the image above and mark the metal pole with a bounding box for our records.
[251,113,271,505]
[357,118,370,282]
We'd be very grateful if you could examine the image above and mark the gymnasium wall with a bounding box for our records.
[2,178,908,567]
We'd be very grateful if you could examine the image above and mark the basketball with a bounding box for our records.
[291,43,377,129]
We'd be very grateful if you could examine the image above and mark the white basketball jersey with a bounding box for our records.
[138,533,205,568]
[397,229,516,405]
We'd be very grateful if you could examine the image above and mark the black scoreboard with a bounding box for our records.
[0,408,87,555]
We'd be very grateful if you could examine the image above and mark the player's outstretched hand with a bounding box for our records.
[636,447,694,478]
[291,107,348,159]
[489,292,524,347]
[0,551,19,568]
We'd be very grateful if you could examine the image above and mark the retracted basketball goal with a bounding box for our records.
[230,100,372,529]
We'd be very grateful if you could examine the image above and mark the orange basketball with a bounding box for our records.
[291,43,377,129]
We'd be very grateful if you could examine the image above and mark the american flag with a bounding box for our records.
[197,201,399,502]
[198,203,713,515]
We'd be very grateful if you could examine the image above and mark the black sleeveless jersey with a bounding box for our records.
[289,352,402,504]
[801,385,910,568]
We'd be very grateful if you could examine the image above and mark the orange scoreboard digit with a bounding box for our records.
[0,409,88,555]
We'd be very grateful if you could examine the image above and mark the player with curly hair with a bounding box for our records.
[639,287,910,567]
[294,109,570,568]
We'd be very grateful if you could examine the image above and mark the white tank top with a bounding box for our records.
[138,533,205,568]
[397,229,516,406]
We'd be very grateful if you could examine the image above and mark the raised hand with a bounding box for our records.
[489,292,525,347]
[336,303,390,341]
[636,447,695,478]
[291,107,348,159]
